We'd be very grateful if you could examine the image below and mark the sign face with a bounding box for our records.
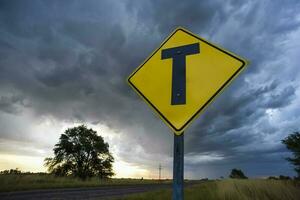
[128,27,247,134]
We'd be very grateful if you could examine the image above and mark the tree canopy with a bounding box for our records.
[229,168,248,179]
[44,125,114,179]
[282,132,300,178]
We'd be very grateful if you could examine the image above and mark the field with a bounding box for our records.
[1,175,300,200]
[116,179,300,200]
[0,174,166,192]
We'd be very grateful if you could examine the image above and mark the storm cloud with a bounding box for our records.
[0,0,299,178]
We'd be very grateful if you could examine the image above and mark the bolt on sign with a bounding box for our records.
[128,27,248,135]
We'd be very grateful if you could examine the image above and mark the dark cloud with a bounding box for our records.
[0,0,299,178]
[126,0,227,35]
[0,94,25,114]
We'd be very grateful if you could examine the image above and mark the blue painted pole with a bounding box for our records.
[173,133,184,200]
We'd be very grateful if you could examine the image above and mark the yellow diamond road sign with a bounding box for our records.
[128,27,247,135]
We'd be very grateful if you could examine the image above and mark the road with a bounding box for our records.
[0,183,195,200]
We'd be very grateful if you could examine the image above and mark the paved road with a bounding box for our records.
[0,183,184,200]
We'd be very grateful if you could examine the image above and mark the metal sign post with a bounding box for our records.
[173,133,184,200]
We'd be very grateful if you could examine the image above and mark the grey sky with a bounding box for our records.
[0,0,299,178]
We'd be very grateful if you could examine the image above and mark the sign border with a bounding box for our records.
[127,27,248,134]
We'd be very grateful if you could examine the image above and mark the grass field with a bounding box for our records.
[115,179,300,200]
[0,174,167,192]
[1,175,300,200]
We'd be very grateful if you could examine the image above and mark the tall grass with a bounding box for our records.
[116,179,300,200]
[0,174,165,192]
[216,179,300,200]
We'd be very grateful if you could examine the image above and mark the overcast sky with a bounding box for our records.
[0,0,300,179]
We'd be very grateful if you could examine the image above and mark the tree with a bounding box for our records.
[229,168,248,179]
[44,125,114,180]
[282,132,300,178]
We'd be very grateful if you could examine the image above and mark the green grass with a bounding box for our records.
[0,174,167,192]
[115,179,300,200]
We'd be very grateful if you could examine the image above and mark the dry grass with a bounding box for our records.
[115,179,300,200]
[1,175,299,200]
[216,179,300,200]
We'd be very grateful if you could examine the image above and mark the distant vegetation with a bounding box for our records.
[44,125,114,180]
[229,168,248,179]
[117,179,300,200]
[282,131,300,178]
[268,175,291,180]
[0,168,23,175]
[0,173,165,192]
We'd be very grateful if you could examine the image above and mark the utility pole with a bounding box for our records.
[159,163,162,181]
